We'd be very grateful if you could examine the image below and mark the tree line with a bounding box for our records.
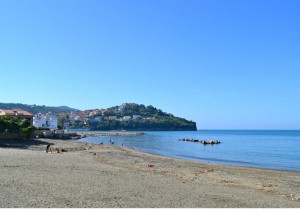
[89,117,197,131]
[0,116,35,139]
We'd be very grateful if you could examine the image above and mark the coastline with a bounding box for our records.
[0,138,299,207]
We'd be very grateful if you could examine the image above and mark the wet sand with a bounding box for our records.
[0,138,299,208]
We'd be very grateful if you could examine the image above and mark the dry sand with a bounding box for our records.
[0,138,299,208]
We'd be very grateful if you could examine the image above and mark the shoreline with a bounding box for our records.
[4,134,298,174]
[76,133,299,174]
[0,138,299,207]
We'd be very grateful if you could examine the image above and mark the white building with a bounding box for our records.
[133,115,141,119]
[63,122,70,129]
[94,117,102,122]
[108,116,117,120]
[33,113,58,129]
[123,116,132,121]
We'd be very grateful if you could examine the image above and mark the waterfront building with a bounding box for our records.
[33,113,58,129]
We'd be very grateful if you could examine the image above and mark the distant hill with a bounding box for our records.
[87,103,197,131]
[0,102,197,131]
[0,102,79,115]
[57,106,79,111]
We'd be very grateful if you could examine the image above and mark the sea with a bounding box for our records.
[77,130,300,172]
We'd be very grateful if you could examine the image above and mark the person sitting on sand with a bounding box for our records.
[56,148,60,153]
[45,145,51,153]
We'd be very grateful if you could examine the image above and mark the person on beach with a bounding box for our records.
[45,145,51,153]
[111,140,114,145]
[99,141,103,145]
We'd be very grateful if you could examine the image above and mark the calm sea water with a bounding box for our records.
[77,130,300,172]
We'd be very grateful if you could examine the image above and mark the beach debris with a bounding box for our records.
[147,164,154,168]
[262,183,273,187]
[190,177,197,181]
[205,168,214,173]
[191,170,204,174]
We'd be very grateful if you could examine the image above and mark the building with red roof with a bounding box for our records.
[0,109,33,125]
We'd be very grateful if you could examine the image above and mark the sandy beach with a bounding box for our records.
[0,138,299,208]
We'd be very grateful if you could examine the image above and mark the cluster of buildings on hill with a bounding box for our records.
[58,103,150,128]
[59,108,146,128]
[0,103,156,130]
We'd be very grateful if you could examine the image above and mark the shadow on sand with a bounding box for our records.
[0,139,54,149]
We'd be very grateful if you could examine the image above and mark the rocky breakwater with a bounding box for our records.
[181,138,221,145]
[75,131,145,139]
[35,130,80,140]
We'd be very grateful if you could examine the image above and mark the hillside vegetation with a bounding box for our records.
[0,103,78,114]
[88,103,197,131]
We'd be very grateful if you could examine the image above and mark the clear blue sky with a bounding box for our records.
[1,0,299,129]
